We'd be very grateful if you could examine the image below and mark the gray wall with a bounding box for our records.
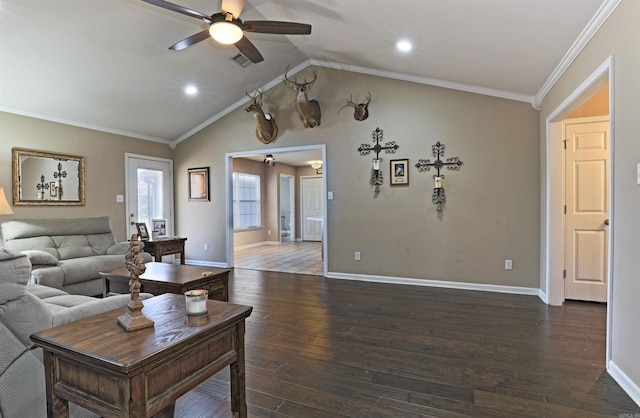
[538,0,640,398]
[173,67,541,288]
[0,112,173,242]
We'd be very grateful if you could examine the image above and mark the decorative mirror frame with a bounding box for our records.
[12,148,86,206]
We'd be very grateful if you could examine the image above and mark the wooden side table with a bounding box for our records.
[143,237,187,264]
[31,293,252,418]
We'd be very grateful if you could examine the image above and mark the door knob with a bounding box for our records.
[604,219,609,226]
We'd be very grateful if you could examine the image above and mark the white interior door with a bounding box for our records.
[564,117,609,302]
[125,154,174,241]
[301,177,323,241]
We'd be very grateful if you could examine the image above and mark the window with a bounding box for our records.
[232,172,261,229]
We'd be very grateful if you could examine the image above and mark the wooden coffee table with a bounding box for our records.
[100,262,230,301]
[31,293,253,417]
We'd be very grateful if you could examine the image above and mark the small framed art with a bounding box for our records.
[390,159,409,186]
[188,167,210,201]
[135,222,150,240]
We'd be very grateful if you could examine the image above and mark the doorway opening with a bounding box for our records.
[544,56,613,360]
[226,144,327,277]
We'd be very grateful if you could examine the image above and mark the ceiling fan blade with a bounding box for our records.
[235,36,264,63]
[142,0,211,21]
[243,21,311,35]
[221,0,245,18]
[169,30,211,51]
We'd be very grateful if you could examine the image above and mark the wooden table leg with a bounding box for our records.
[43,351,69,418]
[229,322,247,418]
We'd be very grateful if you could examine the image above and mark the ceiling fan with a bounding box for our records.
[142,0,311,63]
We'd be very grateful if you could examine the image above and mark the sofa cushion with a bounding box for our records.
[52,235,94,259]
[3,235,60,259]
[58,255,124,286]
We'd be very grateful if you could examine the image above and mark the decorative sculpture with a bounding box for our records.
[342,92,371,121]
[245,89,278,144]
[117,234,154,331]
[284,65,321,128]
[357,127,399,195]
[415,141,463,211]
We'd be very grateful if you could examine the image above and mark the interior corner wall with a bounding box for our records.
[538,0,640,403]
[174,66,540,289]
[0,112,173,242]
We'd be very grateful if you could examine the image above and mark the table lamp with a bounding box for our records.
[0,187,14,215]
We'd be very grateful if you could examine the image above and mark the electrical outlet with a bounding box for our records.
[116,194,124,203]
[204,243,209,251]
[268,230,271,235]
[328,191,334,200]
[355,251,361,261]
[505,259,513,270]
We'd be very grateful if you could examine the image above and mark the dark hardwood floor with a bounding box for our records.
[175,269,639,417]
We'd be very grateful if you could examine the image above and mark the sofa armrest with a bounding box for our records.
[30,266,65,289]
[51,293,154,327]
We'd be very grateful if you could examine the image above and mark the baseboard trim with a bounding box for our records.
[326,272,539,296]
[185,259,229,268]
[234,241,282,250]
[538,288,549,304]
[608,360,640,407]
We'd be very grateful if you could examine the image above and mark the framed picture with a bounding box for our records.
[135,222,150,240]
[188,167,209,201]
[390,159,409,186]
[152,219,166,237]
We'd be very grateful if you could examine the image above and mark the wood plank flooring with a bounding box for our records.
[174,269,639,417]
[234,241,322,276]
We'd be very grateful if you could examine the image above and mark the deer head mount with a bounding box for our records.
[245,90,278,144]
[342,92,372,121]
[284,65,321,128]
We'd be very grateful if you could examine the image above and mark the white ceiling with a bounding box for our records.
[0,0,608,147]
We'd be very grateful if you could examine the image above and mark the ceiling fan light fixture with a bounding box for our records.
[209,20,243,45]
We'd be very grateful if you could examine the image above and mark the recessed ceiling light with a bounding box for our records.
[184,84,198,96]
[396,40,412,53]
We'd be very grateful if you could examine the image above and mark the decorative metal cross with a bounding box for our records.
[36,174,49,200]
[415,141,463,211]
[357,127,399,193]
[53,162,67,200]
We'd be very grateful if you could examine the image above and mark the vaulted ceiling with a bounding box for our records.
[0,0,609,145]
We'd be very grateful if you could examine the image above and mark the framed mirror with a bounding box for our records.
[12,148,85,206]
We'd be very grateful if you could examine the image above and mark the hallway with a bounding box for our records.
[234,241,323,276]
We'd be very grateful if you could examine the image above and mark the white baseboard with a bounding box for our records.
[326,272,539,296]
[538,288,548,304]
[608,360,640,407]
[185,259,229,268]
[234,241,282,250]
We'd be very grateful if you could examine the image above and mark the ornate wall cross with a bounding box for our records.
[415,141,463,211]
[357,127,399,193]
[36,174,49,200]
[53,162,67,200]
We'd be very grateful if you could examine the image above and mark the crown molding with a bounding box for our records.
[311,59,533,104]
[0,105,171,145]
[533,0,621,109]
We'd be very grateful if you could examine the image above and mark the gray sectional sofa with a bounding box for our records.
[0,247,152,418]
[0,216,150,296]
